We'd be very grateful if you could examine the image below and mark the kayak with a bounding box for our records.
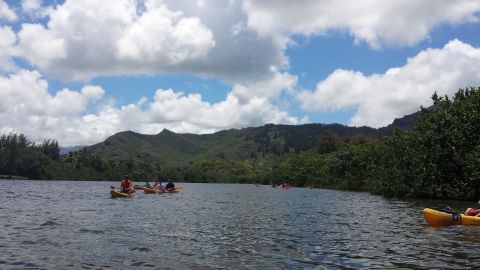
[165,187,183,193]
[134,185,151,190]
[423,208,480,227]
[143,187,162,194]
[142,186,184,194]
[110,189,134,198]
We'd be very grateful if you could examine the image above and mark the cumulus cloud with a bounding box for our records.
[296,39,480,127]
[21,0,51,18]
[21,0,42,15]
[0,0,16,21]
[0,26,20,72]
[17,0,216,80]
[0,69,298,146]
[231,68,297,103]
[242,0,480,48]
[6,0,480,84]
[0,70,109,145]
[147,88,298,133]
[10,0,287,83]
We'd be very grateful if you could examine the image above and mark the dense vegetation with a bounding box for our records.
[269,87,480,200]
[86,123,381,182]
[2,87,480,200]
[0,134,156,181]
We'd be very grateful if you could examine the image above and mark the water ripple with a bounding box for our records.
[2,180,480,269]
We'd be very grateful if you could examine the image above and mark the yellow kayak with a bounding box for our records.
[423,208,480,226]
[110,189,134,198]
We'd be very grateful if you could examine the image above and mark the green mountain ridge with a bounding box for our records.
[83,109,421,182]
[88,123,387,171]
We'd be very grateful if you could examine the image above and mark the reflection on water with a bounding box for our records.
[1,180,480,269]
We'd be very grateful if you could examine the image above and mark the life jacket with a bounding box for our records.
[165,182,174,191]
[121,179,132,191]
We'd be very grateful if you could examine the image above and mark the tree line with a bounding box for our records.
[267,87,480,200]
[0,134,158,181]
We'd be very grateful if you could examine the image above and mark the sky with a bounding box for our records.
[1,0,480,146]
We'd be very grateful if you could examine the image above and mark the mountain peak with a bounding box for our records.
[159,128,175,135]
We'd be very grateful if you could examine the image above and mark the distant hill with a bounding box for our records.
[378,111,420,134]
[87,123,383,168]
[84,110,421,181]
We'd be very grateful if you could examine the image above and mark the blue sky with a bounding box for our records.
[1,0,480,146]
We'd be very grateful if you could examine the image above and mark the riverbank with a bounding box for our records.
[0,175,28,180]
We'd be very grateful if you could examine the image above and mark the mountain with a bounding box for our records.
[82,110,422,181]
[87,123,383,169]
[378,110,420,134]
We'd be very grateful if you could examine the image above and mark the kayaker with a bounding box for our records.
[153,180,163,190]
[165,179,175,192]
[121,175,135,194]
[464,208,480,216]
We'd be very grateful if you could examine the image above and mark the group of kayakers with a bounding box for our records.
[151,179,176,191]
[120,175,176,194]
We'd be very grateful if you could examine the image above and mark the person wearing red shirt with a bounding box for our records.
[120,175,135,194]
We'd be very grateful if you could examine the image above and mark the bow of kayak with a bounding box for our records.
[423,208,461,227]
[110,189,134,198]
[423,208,480,227]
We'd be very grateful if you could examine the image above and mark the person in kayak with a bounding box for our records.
[121,175,135,194]
[165,179,175,192]
[464,208,480,216]
[153,180,163,190]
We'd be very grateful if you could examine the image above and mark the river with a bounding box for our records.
[1,180,480,269]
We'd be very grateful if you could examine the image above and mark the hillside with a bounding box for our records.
[378,111,420,134]
[88,123,382,168]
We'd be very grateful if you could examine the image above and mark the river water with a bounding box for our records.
[1,180,480,269]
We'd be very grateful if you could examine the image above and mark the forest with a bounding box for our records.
[268,87,480,200]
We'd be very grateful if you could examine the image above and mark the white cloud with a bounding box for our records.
[0,0,16,21]
[231,69,297,103]
[0,69,299,146]
[21,0,52,19]
[242,0,480,48]
[18,23,66,69]
[117,3,214,65]
[21,0,42,14]
[0,26,20,71]
[296,39,480,127]
[9,0,286,83]
[0,70,108,145]
[17,0,216,81]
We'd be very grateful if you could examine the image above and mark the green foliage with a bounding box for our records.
[0,134,159,181]
[269,87,480,200]
[317,131,342,154]
[87,124,381,172]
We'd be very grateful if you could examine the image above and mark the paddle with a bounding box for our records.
[434,206,460,215]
